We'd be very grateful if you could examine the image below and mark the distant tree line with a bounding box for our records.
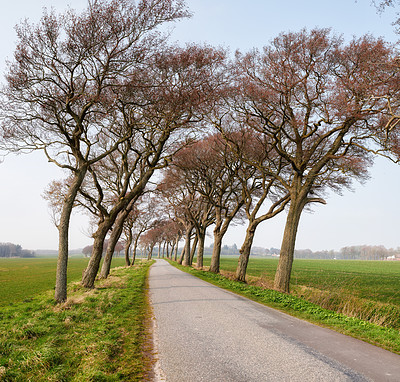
[205,244,400,260]
[198,245,399,260]
[294,245,399,260]
[339,245,399,260]
[0,243,34,258]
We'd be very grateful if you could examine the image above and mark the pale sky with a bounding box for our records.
[1,0,400,251]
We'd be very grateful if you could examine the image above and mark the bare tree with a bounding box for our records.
[167,134,247,273]
[157,169,199,266]
[159,219,183,260]
[233,29,399,292]
[214,128,290,282]
[0,0,190,302]
[129,198,160,265]
[165,146,216,268]
[120,206,141,266]
[79,44,226,288]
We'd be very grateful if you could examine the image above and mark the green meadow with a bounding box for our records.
[203,257,400,304]
[0,256,127,306]
[201,257,400,329]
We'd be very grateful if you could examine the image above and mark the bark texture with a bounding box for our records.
[196,229,206,269]
[273,196,305,293]
[55,167,88,302]
[235,223,257,282]
[182,227,192,266]
[178,247,185,264]
[99,208,129,279]
[174,235,179,261]
[209,232,223,273]
[124,241,131,267]
[189,235,198,265]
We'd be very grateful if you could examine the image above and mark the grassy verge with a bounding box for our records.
[168,260,400,355]
[199,257,400,330]
[0,260,154,381]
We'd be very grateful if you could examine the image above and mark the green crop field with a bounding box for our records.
[203,257,400,304]
[201,257,400,329]
[0,257,127,307]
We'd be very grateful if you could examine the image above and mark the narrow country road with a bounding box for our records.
[149,259,400,382]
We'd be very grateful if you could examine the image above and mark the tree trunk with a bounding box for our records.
[131,245,137,266]
[99,208,128,279]
[182,227,192,266]
[124,242,131,266]
[82,223,110,288]
[209,231,223,273]
[209,212,224,273]
[55,166,88,303]
[235,221,258,282]
[148,244,154,260]
[82,194,142,287]
[178,246,185,264]
[273,198,305,293]
[209,202,243,274]
[158,243,161,259]
[189,235,198,265]
[131,233,141,266]
[196,229,206,269]
[174,235,179,261]
[124,228,132,267]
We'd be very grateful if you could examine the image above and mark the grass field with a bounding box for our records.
[0,261,153,381]
[202,257,400,304]
[199,257,400,329]
[0,256,128,306]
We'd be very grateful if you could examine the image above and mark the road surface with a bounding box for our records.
[149,259,400,381]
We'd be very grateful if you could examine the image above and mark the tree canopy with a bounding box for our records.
[2,1,400,301]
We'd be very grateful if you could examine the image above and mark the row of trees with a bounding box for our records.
[123,237,400,261]
[0,243,34,258]
[340,245,399,261]
[0,0,225,302]
[136,242,400,261]
[294,246,400,260]
[1,0,400,302]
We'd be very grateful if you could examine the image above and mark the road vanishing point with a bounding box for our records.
[149,259,400,382]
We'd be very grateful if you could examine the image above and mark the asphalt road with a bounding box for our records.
[149,259,400,382]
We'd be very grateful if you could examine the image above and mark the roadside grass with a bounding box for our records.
[169,259,400,355]
[200,257,400,330]
[0,260,153,381]
[0,257,127,307]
